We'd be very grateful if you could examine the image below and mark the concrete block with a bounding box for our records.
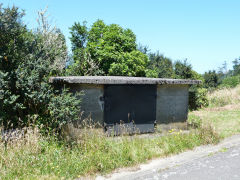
[67,84,104,126]
[156,84,189,124]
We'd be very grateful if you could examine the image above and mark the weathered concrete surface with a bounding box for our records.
[106,123,155,135]
[49,76,199,133]
[158,122,188,132]
[49,76,201,85]
[156,84,189,124]
[68,84,104,125]
[96,135,240,180]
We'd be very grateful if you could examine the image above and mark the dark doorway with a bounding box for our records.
[104,85,156,126]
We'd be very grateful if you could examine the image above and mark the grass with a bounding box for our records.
[0,125,219,179]
[1,85,240,179]
[190,85,240,138]
[190,108,240,138]
[208,85,240,107]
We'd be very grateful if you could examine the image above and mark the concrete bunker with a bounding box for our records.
[49,76,201,134]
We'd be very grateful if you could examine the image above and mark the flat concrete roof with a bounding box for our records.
[49,76,201,85]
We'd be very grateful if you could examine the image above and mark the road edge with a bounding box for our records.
[96,134,240,180]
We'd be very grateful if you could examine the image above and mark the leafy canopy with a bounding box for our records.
[147,52,174,78]
[67,20,149,76]
[0,5,81,130]
[203,70,219,88]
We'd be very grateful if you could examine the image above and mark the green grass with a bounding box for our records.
[190,108,240,138]
[0,126,219,179]
[189,85,240,138]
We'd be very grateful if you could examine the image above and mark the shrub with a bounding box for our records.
[198,124,220,144]
[172,60,208,110]
[220,75,240,88]
[189,87,209,110]
[0,5,81,131]
[187,114,202,129]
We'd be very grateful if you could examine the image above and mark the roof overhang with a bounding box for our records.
[49,76,201,85]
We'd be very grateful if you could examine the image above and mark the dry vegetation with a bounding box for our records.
[208,85,240,107]
[0,124,219,179]
[190,85,240,138]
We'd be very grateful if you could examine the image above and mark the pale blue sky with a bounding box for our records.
[2,0,240,73]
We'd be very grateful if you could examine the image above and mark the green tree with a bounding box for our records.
[203,70,219,88]
[0,5,81,130]
[137,43,150,54]
[147,52,174,78]
[174,59,193,79]
[217,60,229,83]
[67,20,149,76]
[172,59,208,110]
[220,75,240,88]
[232,57,240,76]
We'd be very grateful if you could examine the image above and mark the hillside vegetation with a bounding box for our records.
[208,85,240,107]
[190,85,240,138]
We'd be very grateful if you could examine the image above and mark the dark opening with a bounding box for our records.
[104,85,156,125]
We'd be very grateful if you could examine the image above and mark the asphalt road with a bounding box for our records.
[141,144,240,180]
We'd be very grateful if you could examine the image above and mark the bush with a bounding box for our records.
[187,114,202,129]
[189,88,209,110]
[0,5,81,131]
[220,75,240,88]
[172,60,208,110]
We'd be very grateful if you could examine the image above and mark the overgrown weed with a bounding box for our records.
[190,84,240,138]
[208,85,240,107]
[0,122,220,179]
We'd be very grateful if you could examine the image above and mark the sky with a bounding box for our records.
[2,0,240,74]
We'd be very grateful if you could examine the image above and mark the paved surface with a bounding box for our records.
[97,135,240,180]
[141,145,240,180]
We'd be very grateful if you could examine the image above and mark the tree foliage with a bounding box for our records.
[147,52,174,78]
[203,70,219,89]
[174,59,193,79]
[0,5,81,130]
[220,75,240,88]
[232,57,240,76]
[172,59,208,110]
[204,59,240,89]
[67,20,149,76]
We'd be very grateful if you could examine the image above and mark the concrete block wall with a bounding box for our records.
[67,83,190,127]
[68,84,104,126]
[49,76,200,134]
[156,84,189,124]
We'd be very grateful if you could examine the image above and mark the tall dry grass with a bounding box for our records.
[207,85,240,107]
[0,123,220,179]
[190,84,240,138]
